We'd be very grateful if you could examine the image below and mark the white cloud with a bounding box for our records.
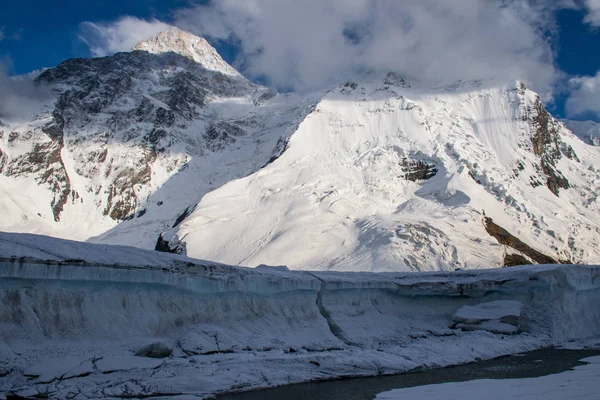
[78,17,170,57]
[566,71,600,120]
[0,62,53,122]
[584,0,600,26]
[174,0,566,93]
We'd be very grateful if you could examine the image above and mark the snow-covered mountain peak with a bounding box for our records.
[134,26,241,77]
[157,79,600,271]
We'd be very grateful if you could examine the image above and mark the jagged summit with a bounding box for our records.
[134,26,241,77]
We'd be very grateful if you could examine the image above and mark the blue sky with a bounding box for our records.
[0,0,189,73]
[1,1,599,121]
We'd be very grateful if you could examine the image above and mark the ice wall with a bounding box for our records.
[1,233,600,398]
[313,265,600,349]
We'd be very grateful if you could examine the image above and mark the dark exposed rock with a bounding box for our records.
[155,234,177,253]
[7,131,18,143]
[102,149,156,221]
[42,110,65,144]
[529,97,572,196]
[172,205,196,228]
[204,122,246,152]
[20,51,258,223]
[541,161,570,197]
[263,136,290,167]
[401,159,438,181]
[156,71,207,120]
[383,72,410,88]
[155,107,175,127]
[503,253,532,267]
[253,89,277,106]
[145,128,167,145]
[0,148,5,174]
[340,81,359,94]
[5,140,71,221]
[135,341,172,358]
[562,143,579,162]
[484,215,558,265]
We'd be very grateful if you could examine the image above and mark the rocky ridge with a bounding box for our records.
[0,28,315,246]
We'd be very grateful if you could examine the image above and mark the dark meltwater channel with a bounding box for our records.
[217,347,600,400]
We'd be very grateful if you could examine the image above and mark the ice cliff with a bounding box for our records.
[1,232,599,398]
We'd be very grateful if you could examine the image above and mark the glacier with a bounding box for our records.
[1,232,599,399]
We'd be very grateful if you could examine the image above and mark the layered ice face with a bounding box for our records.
[1,232,599,398]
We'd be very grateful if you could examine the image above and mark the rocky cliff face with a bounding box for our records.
[0,28,315,245]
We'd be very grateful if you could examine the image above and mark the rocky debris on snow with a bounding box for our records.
[528,96,573,196]
[383,72,411,88]
[154,234,179,254]
[484,216,558,265]
[4,137,71,222]
[1,32,263,226]
[503,253,533,267]
[400,158,438,181]
[450,300,523,334]
[135,341,173,358]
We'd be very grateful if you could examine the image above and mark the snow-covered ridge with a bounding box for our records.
[134,26,242,77]
[164,79,600,270]
[1,233,599,398]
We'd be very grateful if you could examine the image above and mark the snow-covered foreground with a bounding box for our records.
[1,232,600,399]
[375,355,600,400]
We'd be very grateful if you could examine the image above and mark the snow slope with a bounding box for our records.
[1,232,599,398]
[165,78,600,271]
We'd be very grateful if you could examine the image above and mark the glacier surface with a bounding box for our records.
[1,232,599,399]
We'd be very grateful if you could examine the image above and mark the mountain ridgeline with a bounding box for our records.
[1,28,599,271]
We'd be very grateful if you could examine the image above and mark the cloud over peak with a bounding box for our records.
[566,71,600,121]
[78,17,171,57]
[174,0,563,93]
[74,0,600,114]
